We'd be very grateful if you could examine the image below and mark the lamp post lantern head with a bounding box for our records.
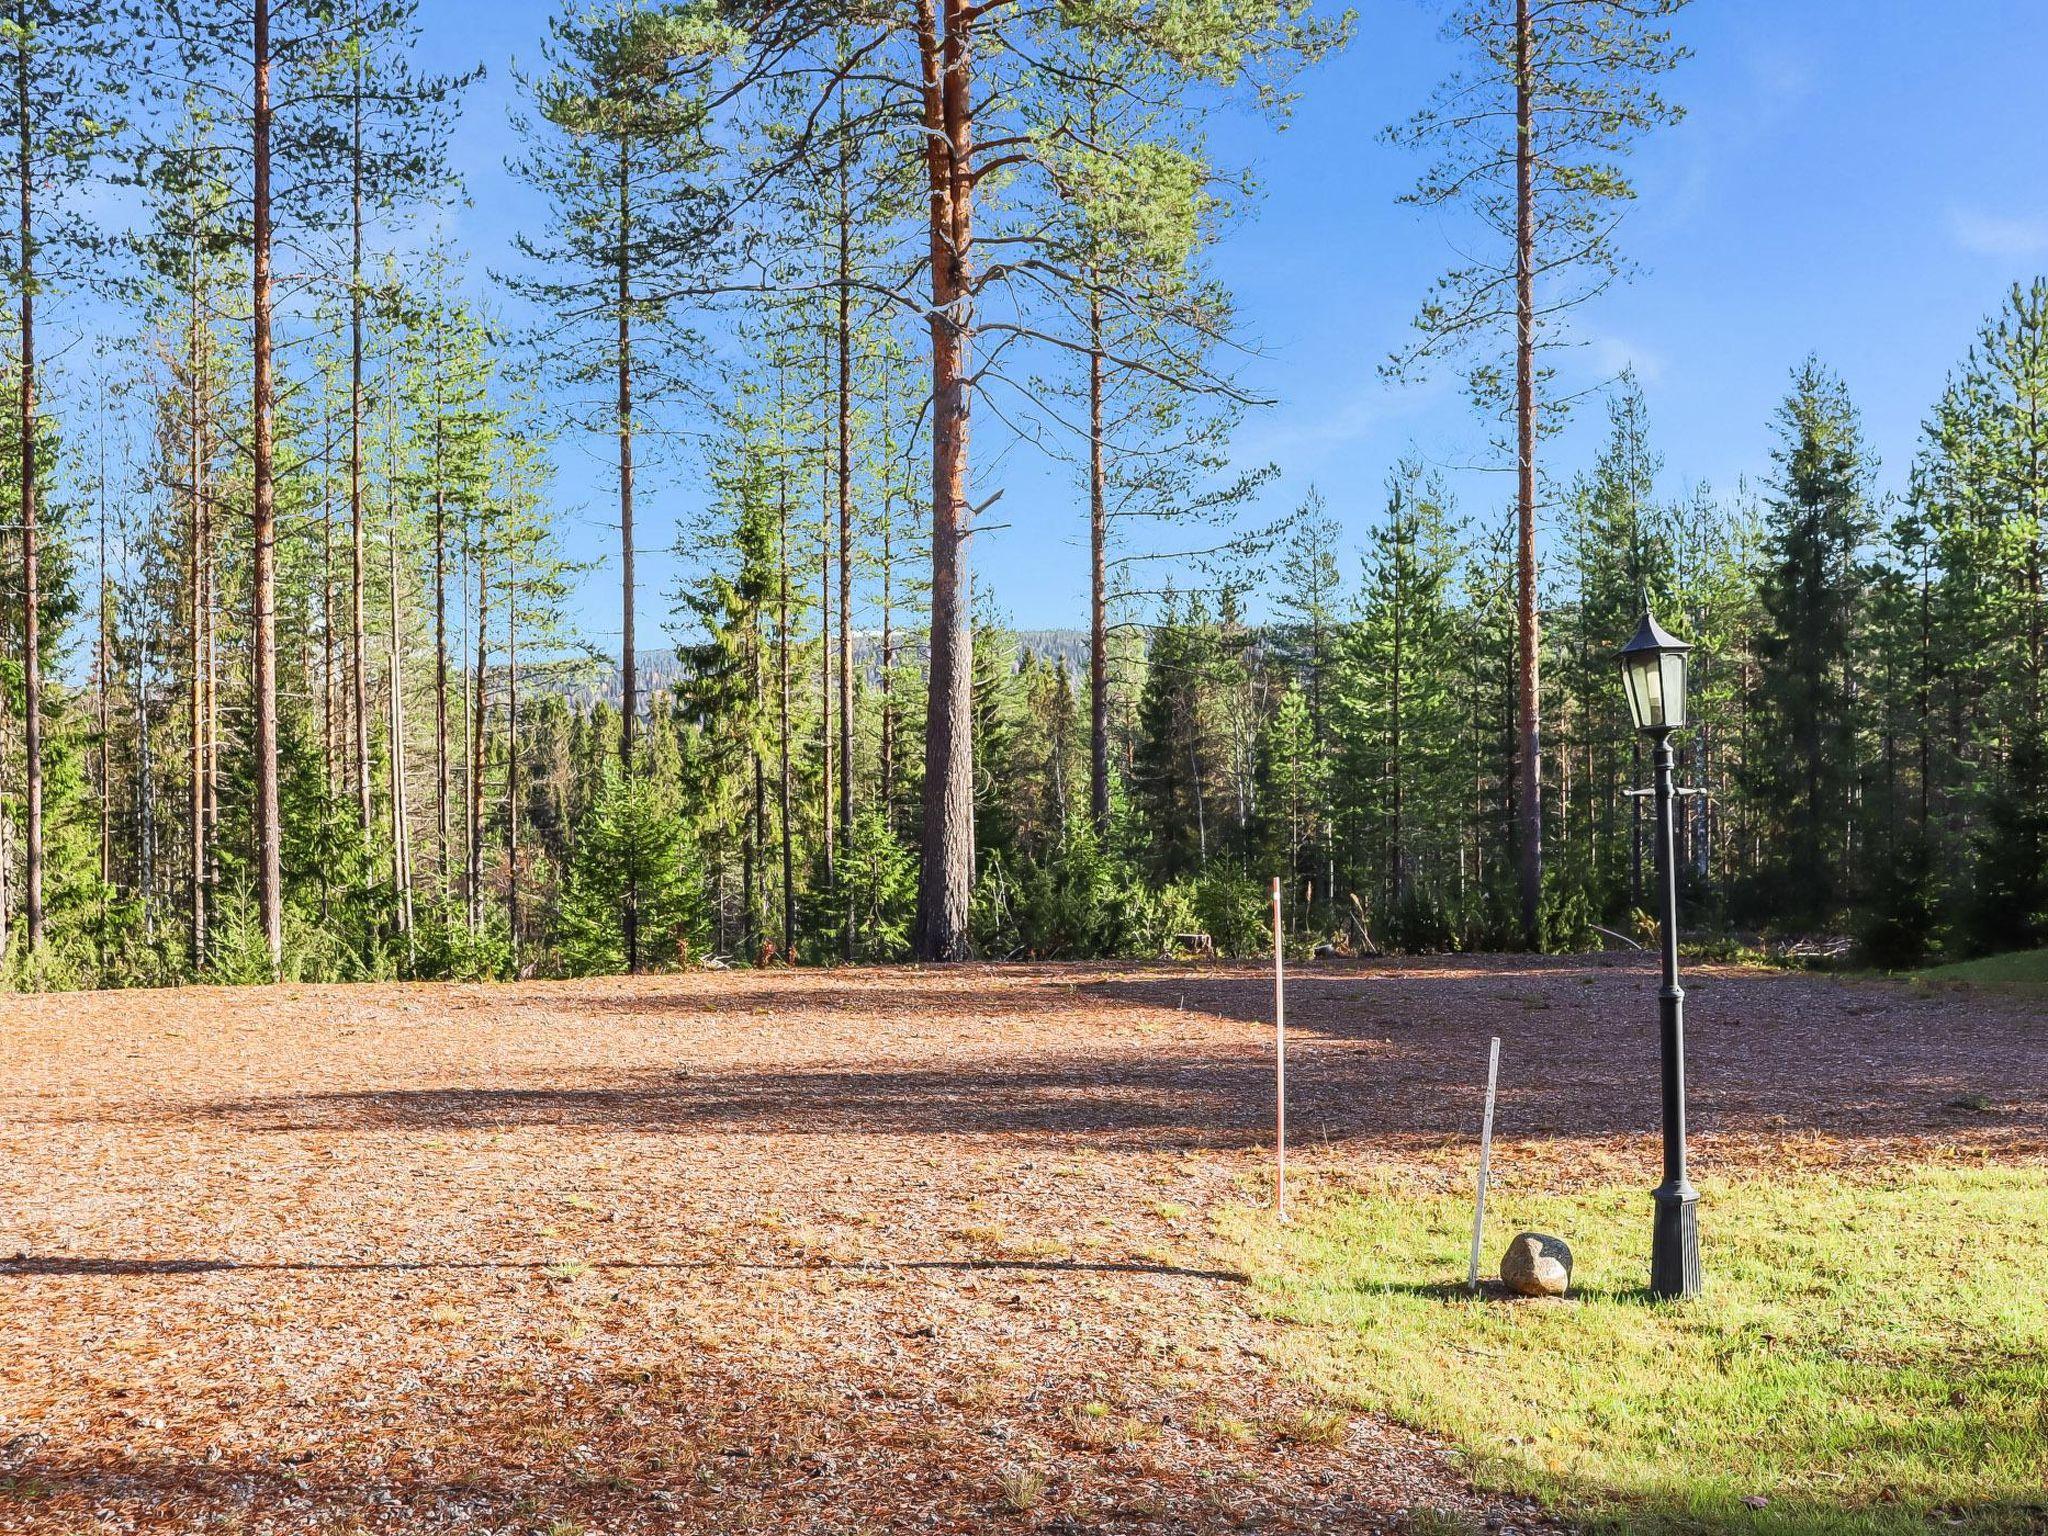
[1618,610,1691,735]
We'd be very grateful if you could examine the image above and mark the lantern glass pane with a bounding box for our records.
[1639,655,1665,726]
[1659,651,1688,730]
[1621,656,1649,731]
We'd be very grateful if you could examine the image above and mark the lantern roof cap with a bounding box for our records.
[1617,609,1691,661]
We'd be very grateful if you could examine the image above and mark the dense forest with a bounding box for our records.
[0,0,2042,989]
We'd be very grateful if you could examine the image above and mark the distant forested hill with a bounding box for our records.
[561,630,1090,708]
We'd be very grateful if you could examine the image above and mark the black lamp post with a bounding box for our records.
[1618,610,1701,1301]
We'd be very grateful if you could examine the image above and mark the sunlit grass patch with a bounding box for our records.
[1224,1164,2048,1534]
[1916,948,2048,993]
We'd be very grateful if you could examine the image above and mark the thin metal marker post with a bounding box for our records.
[1272,876,1286,1223]
[1468,1036,1501,1292]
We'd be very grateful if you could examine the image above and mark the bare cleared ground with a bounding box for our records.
[1,958,2040,1534]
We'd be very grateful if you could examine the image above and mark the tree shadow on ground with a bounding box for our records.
[170,1039,2041,1153]
[2,1442,2036,1536]
[0,1253,1247,1282]
[1078,968,2048,1145]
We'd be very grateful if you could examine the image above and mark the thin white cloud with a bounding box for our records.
[1581,330,1667,387]
[1742,42,1815,111]
[1235,373,1447,466]
[1949,207,2048,261]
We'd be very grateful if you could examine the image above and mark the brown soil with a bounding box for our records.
[1,958,2038,1533]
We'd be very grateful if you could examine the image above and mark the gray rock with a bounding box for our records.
[1500,1232,1572,1297]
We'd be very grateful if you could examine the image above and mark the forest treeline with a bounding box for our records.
[0,0,2042,988]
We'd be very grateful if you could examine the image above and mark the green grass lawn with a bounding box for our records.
[1915,948,2048,992]
[1224,1164,2048,1534]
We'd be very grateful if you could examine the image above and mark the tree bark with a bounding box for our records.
[504,564,519,955]
[1391,505,1405,905]
[1087,286,1109,833]
[187,239,207,967]
[778,458,796,956]
[615,134,639,971]
[616,137,637,768]
[251,0,284,972]
[911,0,976,961]
[321,402,337,797]
[386,491,413,946]
[1512,0,1543,950]
[434,333,450,892]
[97,445,111,970]
[16,21,41,954]
[468,536,488,933]
[349,56,372,841]
[836,127,855,959]
[820,371,834,894]
[880,465,894,827]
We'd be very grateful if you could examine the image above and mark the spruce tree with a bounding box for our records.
[1744,358,1874,930]
[557,764,699,974]
[1335,466,1466,926]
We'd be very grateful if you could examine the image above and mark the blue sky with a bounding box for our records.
[415,0,2048,639]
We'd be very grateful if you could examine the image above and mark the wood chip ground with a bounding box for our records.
[3,958,2039,1533]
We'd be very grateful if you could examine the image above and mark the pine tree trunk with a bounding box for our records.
[321,415,337,797]
[505,567,520,957]
[836,136,855,959]
[187,251,207,968]
[205,526,220,908]
[820,412,834,893]
[1631,736,1644,904]
[251,0,284,973]
[1088,286,1110,834]
[468,541,487,933]
[137,642,155,941]
[880,472,895,827]
[1917,561,1931,828]
[778,462,796,956]
[1391,523,1405,906]
[97,454,111,969]
[387,506,414,945]
[15,25,41,956]
[912,0,976,962]
[1512,0,1543,950]
[752,604,769,955]
[434,342,450,893]
[615,135,638,971]
[349,65,372,842]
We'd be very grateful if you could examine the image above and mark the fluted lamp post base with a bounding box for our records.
[1650,1180,1700,1300]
